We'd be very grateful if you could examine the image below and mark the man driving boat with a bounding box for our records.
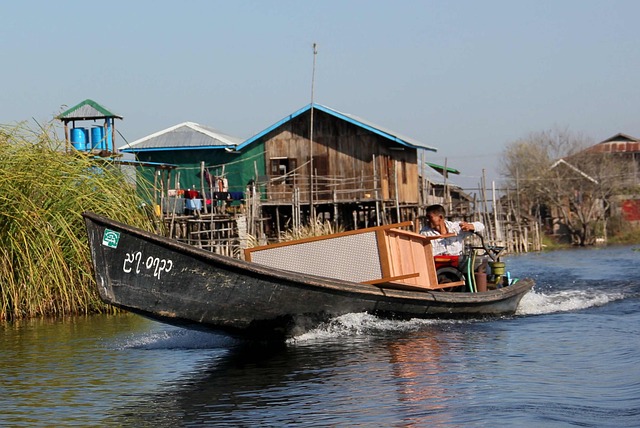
[420,204,485,256]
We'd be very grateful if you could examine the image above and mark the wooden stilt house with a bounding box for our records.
[236,103,438,233]
[121,103,441,240]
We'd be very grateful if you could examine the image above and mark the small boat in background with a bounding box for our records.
[83,212,534,340]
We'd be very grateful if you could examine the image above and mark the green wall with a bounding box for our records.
[133,142,266,202]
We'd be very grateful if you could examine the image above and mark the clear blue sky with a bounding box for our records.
[2,0,639,190]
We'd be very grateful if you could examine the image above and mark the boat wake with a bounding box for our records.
[516,288,626,316]
[289,313,460,343]
[291,287,630,342]
[114,328,237,350]
[110,289,629,347]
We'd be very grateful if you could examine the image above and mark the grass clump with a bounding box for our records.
[606,215,640,244]
[243,218,344,250]
[0,122,155,321]
[279,217,344,242]
[608,227,640,245]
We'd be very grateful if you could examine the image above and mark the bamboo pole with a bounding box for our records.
[308,43,317,228]
[153,168,159,218]
[64,122,69,153]
[200,161,207,215]
[333,189,338,229]
[110,118,116,153]
[169,171,180,238]
[492,180,502,244]
[394,160,400,222]
[159,171,165,224]
[419,149,425,209]
[276,205,281,240]
[250,161,258,236]
[373,155,381,225]
[480,169,492,242]
[220,164,226,215]
[293,187,299,230]
[443,157,450,213]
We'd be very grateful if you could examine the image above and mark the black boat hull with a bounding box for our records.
[83,212,534,339]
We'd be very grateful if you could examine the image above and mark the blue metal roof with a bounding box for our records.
[120,145,236,153]
[236,103,438,152]
[120,122,243,153]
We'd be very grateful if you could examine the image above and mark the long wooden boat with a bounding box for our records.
[83,212,534,340]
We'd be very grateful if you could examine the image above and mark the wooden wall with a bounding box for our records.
[262,109,419,204]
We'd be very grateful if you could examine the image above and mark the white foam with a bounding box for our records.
[115,328,236,350]
[288,312,458,343]
[289,288,628,343]
[516,289,626,316]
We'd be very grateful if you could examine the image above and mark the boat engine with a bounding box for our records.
[434,233,510,292]
[434,255,464,284]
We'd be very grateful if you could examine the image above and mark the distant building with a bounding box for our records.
[583,133,640,223]
[541,132,640,236]
[585,132,640,154]
[583,132,640,184]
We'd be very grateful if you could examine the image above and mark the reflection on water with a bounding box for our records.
[2,245,640,426]
[0,315,230,427]
[1,315,148,426]
[387,332,452,426]
[109,328,473,427]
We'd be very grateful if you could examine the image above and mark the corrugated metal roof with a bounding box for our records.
[237,103,438,152]
[120,122,244,153]
[57,99,123,121]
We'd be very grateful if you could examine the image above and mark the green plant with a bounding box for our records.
[539,233,572,251]
[0,122,155,320]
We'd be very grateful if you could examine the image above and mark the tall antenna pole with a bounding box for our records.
[309,42,317,225]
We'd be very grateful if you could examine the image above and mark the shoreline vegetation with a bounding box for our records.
[0,122,154,321]
[540,226,640,251]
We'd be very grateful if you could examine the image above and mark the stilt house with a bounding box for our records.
[122,103,441,234]
[236,103,438,230]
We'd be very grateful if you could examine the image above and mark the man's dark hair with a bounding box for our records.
[426,204,446,217]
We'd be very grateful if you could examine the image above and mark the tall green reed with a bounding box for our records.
[0,122,155,320]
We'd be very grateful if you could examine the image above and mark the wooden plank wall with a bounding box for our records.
[263,110,419,205]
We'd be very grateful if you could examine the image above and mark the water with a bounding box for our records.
[2,245,640,427]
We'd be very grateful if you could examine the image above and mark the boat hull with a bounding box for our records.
[83,212,534,340]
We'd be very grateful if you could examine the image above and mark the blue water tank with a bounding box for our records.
[91,126,105,150]
[70,127,87,151]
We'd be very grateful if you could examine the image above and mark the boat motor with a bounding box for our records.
[466,233,513,288]
[434,233,510,291]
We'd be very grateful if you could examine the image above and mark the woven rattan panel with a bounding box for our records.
[250,231,382,283]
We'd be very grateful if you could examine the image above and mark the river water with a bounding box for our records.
[2,245,639,427]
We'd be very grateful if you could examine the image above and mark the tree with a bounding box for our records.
[500,128,635,246]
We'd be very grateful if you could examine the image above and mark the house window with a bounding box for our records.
[270,157,297,184]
